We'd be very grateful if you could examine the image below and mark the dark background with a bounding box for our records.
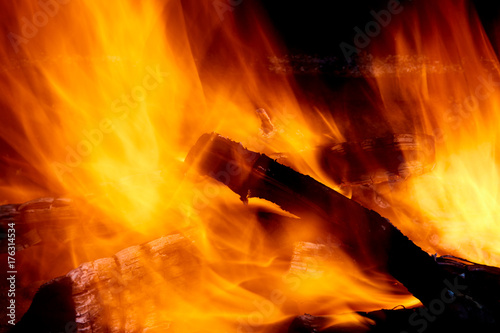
[256,0,500,57]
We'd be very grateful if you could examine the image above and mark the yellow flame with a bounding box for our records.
[366,0,500,266]
[4,0,500,330]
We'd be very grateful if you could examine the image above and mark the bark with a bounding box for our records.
[318,133,435,186]
[10,133,500,332]
[185,133,497,328]
[11,233,201,333]
[287,257,500,332]
[0,197,86,252]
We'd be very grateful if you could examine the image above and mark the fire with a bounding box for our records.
[365,0,500,267]
[1,0,499,331]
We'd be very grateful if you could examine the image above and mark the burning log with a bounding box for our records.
[16,233,500,333]
[288,310,425,333]
[0,197,113,252]
[266,54,493,77]
[436,255,500,311]
[319,133,435,186]
[11,133,500,332]
[0,197,77,252]
[288,254,500,332]
[11,233,201,333]
[185,133,498,329]
[185,133,444,304]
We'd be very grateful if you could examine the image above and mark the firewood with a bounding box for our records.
[318,134,435,186]
[11,133,500,332]
[288,310,429,333]
[0,197,82,252]
[286,255,500,332]
[185,133,498,328]
[267,54,498,77]
[11,233,201,333]
[290,303,500,332]
[0,197,122,253]
[185,133,442,302]
[436,256,500,310]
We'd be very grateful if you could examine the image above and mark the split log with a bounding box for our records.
[12,133,500,332]
[318,134,435,186]
[288,310,430,333]
[288,255,500,332]
[436,255,500,311]
[11,233,201,333]
[185,133,444,304]
[185,133,498,329]
[1,197,85,252]
[0,197,124,253]
[0,196,156,330]
[267,54,498,77]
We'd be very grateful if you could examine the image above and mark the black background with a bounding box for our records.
[256,0,500,56]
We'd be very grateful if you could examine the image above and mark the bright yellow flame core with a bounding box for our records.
[1,0,500,330]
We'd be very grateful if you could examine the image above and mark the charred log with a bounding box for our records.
[12,233,200,333]
[185,133,444,304]
[318,133,435,186]
[0,197,95,252]
[12,132,500,332]
[185,133,498,328]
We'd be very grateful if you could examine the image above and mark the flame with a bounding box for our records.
[363,0,500,267]
[3,0,500,331]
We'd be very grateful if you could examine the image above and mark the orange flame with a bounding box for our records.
[364,0,500,267]
[2,0,499,331]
